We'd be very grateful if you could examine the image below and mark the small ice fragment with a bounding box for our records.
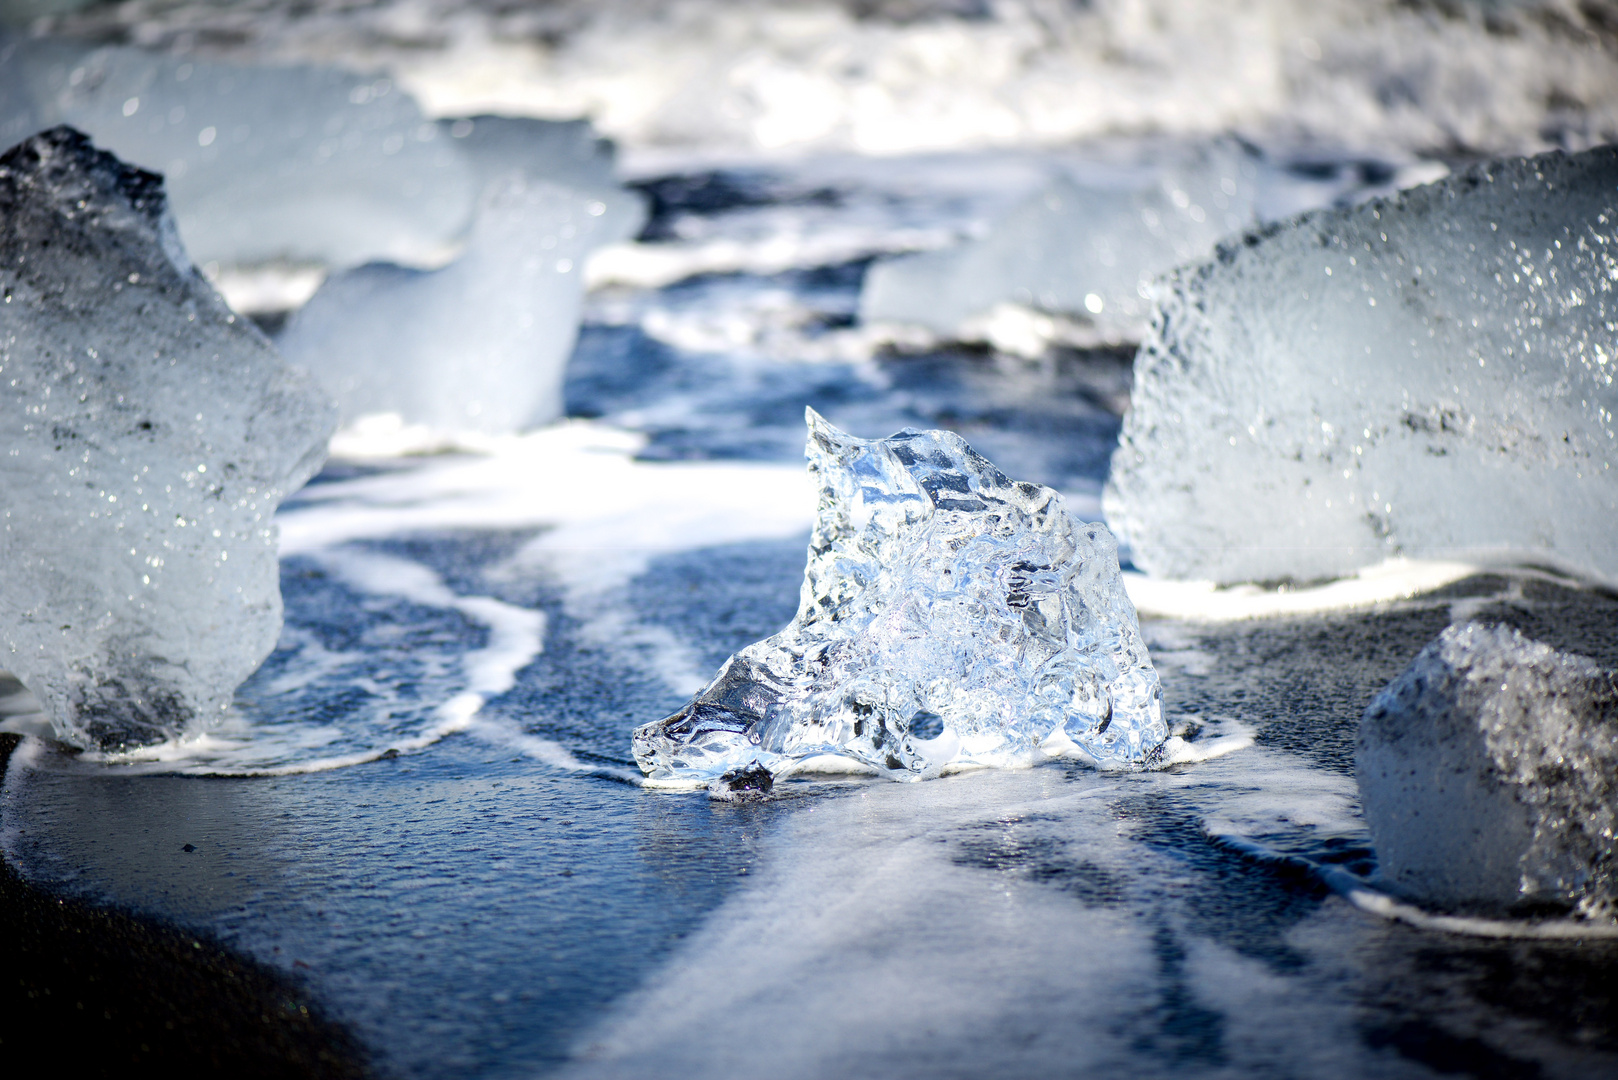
[859,143,1259,342]
[1358,623,1618,919]
[1106,145,1618,586]
[633,410,1165,788]
[0,128,336,750]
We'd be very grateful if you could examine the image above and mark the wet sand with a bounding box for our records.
[0,733,372,1079]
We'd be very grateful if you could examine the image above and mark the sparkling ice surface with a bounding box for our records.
[0,127,334,750]
[1358,622,1618,918]
[633,410,1164,790]
[1107,145,1618,586]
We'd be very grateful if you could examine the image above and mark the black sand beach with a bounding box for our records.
[0,733,372,1079]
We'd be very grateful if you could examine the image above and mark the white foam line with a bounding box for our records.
[1210,831,1618,941]
[317,548,655,783]
[277,421,813,559]
[1124,557,1479,622]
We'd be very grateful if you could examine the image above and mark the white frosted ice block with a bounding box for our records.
[634,410,1165,793]
[0,37,476,269]
[277,177,627,433]
[0,127,336,749]
[1358,623,1618,918]
[860,145,1258,339]
[1106,145,1618,586]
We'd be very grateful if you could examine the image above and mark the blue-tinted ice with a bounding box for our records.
[633,410,1164,790]
[1107,144,1618,585]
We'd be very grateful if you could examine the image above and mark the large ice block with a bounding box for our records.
[1106,145,1618,586]
[278,115,644,433]
[0,127,336,749]
[859,145,1259,341]
[1358,623,1618,918]
[633,410,1164,791]
[0,37,475,269]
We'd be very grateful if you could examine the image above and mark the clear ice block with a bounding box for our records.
[0,127,335,749]
[633,410,1165,792]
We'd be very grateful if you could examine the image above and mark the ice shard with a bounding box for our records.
[859,145,1259,342]
[1106,145,1618,586]
[633,410,1165,792]
[1358,623,1618,918]
[278,117,644,433]
[0,127,336,749]
[0,37,475,269]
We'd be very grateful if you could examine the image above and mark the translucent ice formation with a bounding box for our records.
[633,410,1165,792]
[277,118,644,433]
[859,145,1260,341]
[1106,145,1618,586]
[1358,623,1618,918]
[0,127,335,749]
[0,37,475,268]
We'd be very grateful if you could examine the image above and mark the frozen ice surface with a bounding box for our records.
[277,112,644,433]
[0,127,335,749]
[0,37,475,268]
[1358,622,1618,918]
[1106,145,1618,586]
[633,410,1164,790]
[859,145,1260,341]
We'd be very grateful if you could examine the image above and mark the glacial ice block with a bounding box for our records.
[276,176,628,433]
[633,410,1165,790]
[859,146,1258,341]
[1358,623,1618,918]
[0,127,336,749]
[277,114,644,433]
[0,37,475,269]
[1105,145,1618,586]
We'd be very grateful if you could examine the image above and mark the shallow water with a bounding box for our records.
[5,144,1618,1077]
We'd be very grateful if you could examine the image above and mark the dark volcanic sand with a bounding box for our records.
[0,733,372,1079]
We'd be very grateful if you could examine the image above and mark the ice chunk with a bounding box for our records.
[442,115,618,196]
[440,113,646,247]
[1106,145,1618,586]
[0,127,336,749]
[276,177,627,433]
[0,37,475,269]
[633,410,1165,790]
[859,146,1259,341]
[277,114,644,433]
[1357,623,1618,918]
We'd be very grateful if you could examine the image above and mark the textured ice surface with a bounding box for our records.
[1107,145,1618,586]
[860,145,1260,340]
[0,128,335,749]
[0,37,475,268]
[278,119,643,433]
[633,410,1164,790]
[1358,622,1618,918]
